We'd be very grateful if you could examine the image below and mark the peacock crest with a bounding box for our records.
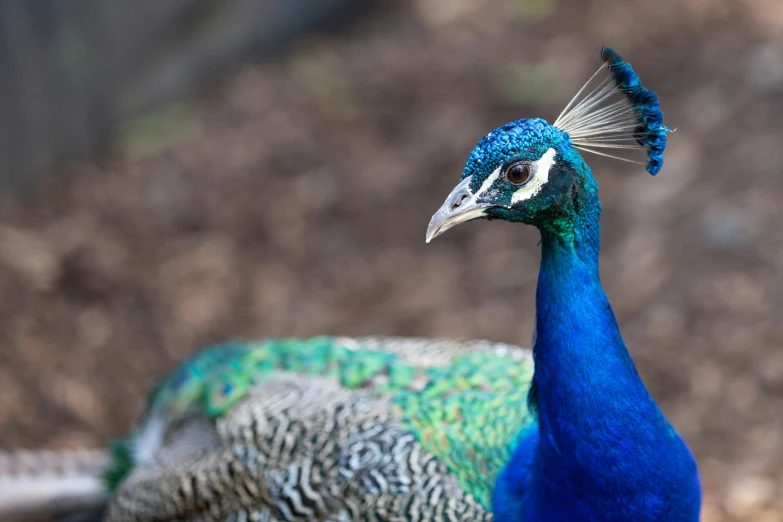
[553,47,671,175]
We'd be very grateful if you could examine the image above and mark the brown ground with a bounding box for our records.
[0,1,782,520]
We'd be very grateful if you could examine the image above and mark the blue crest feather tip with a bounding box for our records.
[599,46,670,175]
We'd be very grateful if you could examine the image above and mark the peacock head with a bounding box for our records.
[427,47,670,242]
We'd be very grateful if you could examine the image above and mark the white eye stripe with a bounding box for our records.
[473,166,502,199]
[510,148,557,204]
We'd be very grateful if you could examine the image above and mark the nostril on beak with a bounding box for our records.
[451,194,468,212]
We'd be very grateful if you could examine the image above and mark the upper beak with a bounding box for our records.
[426,176,488,243]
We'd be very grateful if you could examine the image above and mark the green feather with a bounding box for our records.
[103,439,134,492]
[396,352,536,507]
[120,336,536,509]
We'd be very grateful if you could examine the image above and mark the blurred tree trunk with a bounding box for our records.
[0,0,354,194]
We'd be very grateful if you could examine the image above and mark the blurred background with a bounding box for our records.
[0,0,781,520]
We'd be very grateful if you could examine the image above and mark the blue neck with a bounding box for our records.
[533,201,664,467]
[494,192,701,521]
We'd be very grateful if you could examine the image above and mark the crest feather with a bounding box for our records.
[553,47,670,175]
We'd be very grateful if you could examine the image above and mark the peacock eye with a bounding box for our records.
[506,162,532,185]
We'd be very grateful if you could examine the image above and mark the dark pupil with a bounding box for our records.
[508,164,530,184]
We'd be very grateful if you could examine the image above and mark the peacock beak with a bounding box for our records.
[426,176,488,243]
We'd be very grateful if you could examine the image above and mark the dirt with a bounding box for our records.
[0,1,782,520]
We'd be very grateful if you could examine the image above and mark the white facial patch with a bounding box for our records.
[474,166,502,199]
[510,148,557,204]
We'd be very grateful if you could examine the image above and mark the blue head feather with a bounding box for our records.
[600,46,670,175]
[462,118,570,182]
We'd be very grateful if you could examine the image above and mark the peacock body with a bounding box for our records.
[103,337,532,521]
[0,48,701,522]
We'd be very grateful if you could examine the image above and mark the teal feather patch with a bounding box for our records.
[146,337,420,419]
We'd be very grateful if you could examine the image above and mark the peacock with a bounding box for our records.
[0,47,701,522]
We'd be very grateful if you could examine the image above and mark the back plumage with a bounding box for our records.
[3,337,531,522]
[104,337,534,521]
